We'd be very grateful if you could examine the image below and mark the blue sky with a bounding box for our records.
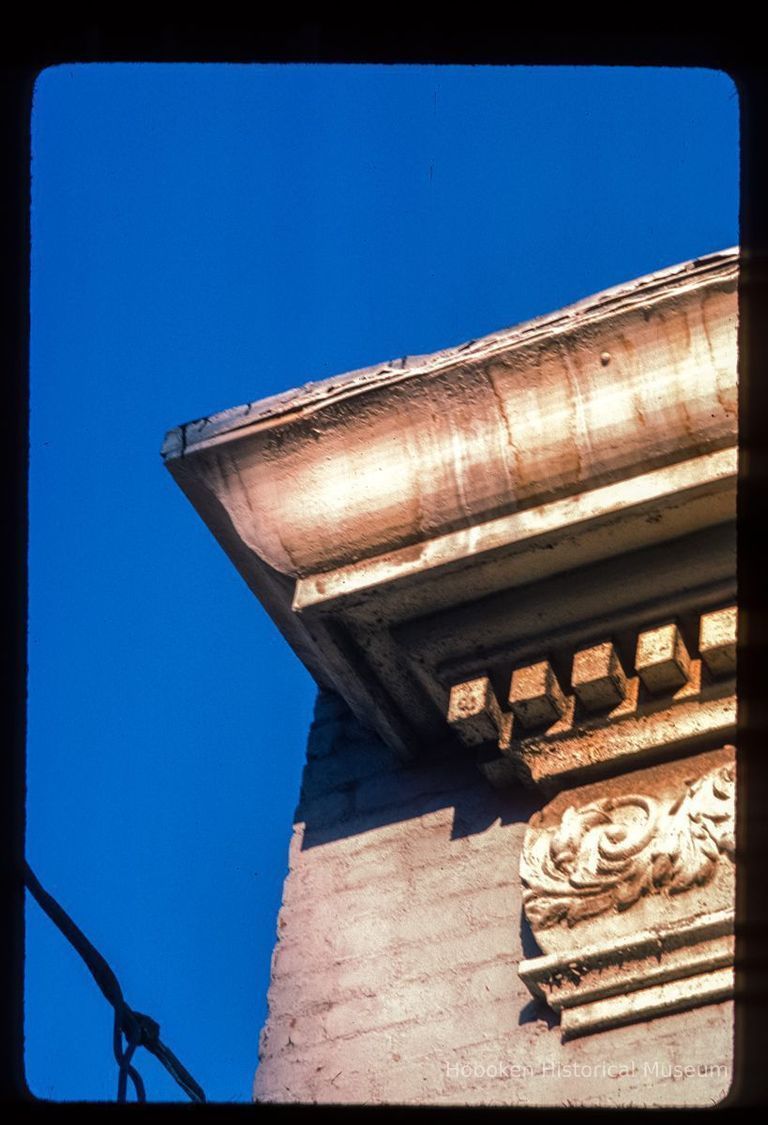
[26,64,738,1102]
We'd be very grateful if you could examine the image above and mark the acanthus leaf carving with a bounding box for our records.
[521,758,735,930]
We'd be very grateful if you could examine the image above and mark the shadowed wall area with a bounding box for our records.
[254,688,732,1106]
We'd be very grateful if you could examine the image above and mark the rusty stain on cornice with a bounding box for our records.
[162,250,737,582]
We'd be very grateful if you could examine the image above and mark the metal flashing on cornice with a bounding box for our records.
[162,247,737,460]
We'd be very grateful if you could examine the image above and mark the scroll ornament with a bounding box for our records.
[521,759,735,929]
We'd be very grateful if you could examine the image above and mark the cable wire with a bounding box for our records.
[24,860,206,1103]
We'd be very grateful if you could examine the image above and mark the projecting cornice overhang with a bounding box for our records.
[163,249,738,774]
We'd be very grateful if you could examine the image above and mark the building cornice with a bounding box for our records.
[162,249,737,766]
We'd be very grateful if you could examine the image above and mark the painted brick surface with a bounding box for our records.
[254,689,733,1107]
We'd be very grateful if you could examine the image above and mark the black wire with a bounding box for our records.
[113,1006,145,1103]
[114,1006,145,1104]
[24,860,206,1103]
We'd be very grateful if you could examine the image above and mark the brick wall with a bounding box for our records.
[254,689,733,1107]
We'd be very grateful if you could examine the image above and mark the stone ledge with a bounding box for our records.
[520,909,734,1039]
[478,688,735,791]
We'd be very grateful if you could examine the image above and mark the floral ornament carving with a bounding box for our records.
[521,759,735,930]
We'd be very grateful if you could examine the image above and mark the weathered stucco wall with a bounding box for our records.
[254,689,732,1107]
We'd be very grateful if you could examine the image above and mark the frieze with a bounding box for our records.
[521,760,734,929]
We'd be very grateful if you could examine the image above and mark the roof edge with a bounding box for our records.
[162,247,738,463]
